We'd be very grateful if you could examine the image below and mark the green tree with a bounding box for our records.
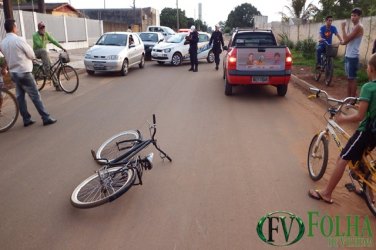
[315,0,353,21]
[160,8,189,30]
[280,0,318,41]
[282,0,318,24]
[225,3,261,29]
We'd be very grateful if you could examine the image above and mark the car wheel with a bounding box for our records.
[207,50,215,63]
[277,85,288,97]
[139,54,145,68]
[224,75,232,96]
[86,70,94,75]
[157,61,165,65]
[121,59,129,76]
[171,53,182,66]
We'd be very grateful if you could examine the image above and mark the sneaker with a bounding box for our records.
[43,118,57,126]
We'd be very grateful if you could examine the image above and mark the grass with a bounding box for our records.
[291,49,368,86]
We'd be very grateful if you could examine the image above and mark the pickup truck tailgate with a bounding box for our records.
[236,47,286,71]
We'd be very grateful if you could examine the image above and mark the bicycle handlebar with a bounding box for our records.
[309,87,358,113]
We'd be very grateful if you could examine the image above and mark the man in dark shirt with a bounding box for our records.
[209,24,224,70]
[186,25,199,72]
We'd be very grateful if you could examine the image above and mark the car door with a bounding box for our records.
[197,33,210,59]
[133,34,144,63]
[128,34,137,66]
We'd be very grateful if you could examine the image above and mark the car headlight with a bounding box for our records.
[85,54,92,59]
[163,48,171,53]
[107,55,119,60]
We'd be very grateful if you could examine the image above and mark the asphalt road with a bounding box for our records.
[0,60,375,249]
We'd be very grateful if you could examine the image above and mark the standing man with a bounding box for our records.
[0,19,57,127]
[341,8,364,97]
[186,25,199,72]
[316,15,343,68]
[33,21,66,91]
[209,24,224,70]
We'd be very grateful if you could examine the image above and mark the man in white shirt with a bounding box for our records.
[0,19,56,127]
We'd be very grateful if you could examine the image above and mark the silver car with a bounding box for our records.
[84,32,145,76]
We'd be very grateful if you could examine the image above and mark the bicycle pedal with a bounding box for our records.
[350,170,360,180]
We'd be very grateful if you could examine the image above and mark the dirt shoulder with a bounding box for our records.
[292,65,350,100]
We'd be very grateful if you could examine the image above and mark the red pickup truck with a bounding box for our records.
[223,29,292,96]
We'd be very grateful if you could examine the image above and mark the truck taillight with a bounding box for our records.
[227,48,237,70]
[285,47,292,69]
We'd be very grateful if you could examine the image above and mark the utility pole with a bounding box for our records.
[38,0,45,13]
[176,0,179,30]
[3,0,14,19]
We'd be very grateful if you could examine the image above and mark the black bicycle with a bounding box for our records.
[0,87,19,132]
[70,114,172,208]
[33,50,79,93]
[314,41,339,86]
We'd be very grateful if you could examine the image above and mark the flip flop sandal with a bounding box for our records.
[308,189,334,204]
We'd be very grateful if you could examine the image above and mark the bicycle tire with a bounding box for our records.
[314,66,321,81]
[58,65,79,94]
[96,130,142,162]
[363,173,376,217]
[307,134,328,181]
[325,57,334,86]
[71,166,136,208]
[0,88,19,133]
[33,65,47,91]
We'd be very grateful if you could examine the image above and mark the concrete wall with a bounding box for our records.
[0,9,103,50]
[271,16,376,63]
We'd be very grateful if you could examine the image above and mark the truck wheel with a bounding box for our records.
[277,85,288,97]
[225,76,232,96]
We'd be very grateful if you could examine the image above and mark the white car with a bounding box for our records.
[84,32,145,76]
[151,32,214,66]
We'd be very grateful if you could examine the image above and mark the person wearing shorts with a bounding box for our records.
[341,8,364,97]
[308,52,376,204]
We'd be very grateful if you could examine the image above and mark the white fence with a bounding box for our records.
[0,9,103,50]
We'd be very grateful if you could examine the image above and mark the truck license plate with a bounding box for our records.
[252,76,269,83]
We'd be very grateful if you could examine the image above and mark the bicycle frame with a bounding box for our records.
[91,114,171,185]
[310,88,376,192]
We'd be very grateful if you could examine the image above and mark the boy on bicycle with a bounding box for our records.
[316,16,343,69]
[308,53,376,204]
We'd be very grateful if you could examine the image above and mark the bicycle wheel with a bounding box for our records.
[0,88,19,133]
[314,65,322,81]
[96,130,142,162]
[57,65,79,94]
[71,166,136,208]
[307,134,328,181]
[325,57,334,86]
[33,65,47,91]
[363,173,376,217]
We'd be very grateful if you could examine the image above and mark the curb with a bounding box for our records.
[290,74,317,92]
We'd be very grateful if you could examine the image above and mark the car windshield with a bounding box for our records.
[96,34,127,46]
[139,33,158,42]
[164,27,175,35]
[166,34,185,43]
